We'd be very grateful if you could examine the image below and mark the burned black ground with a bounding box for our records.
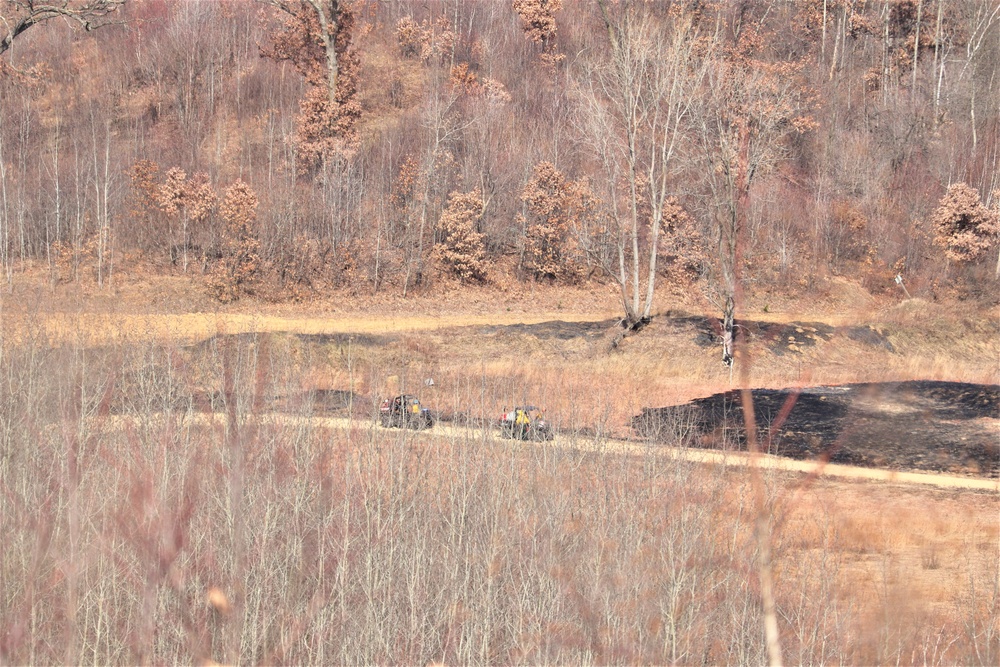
[661,313,894,355]
[634,381,1000,477]
[474,319,620,340]
[470,314,894,355]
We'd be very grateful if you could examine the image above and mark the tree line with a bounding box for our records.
[0,0,998,315]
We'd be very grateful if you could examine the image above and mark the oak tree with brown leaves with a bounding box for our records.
[261,0,361,173]
[157,168,216,272]
[431,188,487,283]
[519,161,587,282]
[211,180,261,302]
[124,159,161,253]
[394,15,455,64]
[658,196,706,289]
[512,0,564,65]
[931,182,1000,269]
[157,167,189,268]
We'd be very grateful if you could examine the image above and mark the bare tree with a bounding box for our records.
[401,79,467,295]
[576,0,709,329]
[693,9,816,366]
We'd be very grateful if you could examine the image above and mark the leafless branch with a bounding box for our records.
[0,0,127,57]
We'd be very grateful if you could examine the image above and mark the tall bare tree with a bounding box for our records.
[693,9,816,366]
[576,1,709,329]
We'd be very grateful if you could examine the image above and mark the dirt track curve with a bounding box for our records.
[108,412,1000,493]
[375,417,1000,491]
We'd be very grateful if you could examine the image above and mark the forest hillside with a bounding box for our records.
[1,0,999,316]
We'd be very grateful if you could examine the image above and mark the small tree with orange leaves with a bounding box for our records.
[432,188,488,283]
[931,183,1000,275]
[211,180,261,302]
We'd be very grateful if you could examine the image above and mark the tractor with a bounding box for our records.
[379,394,434,429]
[497,405,553,440]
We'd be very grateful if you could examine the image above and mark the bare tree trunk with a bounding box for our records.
[403,168,431,298]
[912,0,923,93]
[73,137,83,282]
[100,120,112,287]
[971,86,977,152]
[821,0,828,66]
[303,0,340,108]
[52,119,61,254]
[627,149,641,320]
[617,238,634,324]
[722,295,735,367]
[0,125,8,283]
[933,0,944,123]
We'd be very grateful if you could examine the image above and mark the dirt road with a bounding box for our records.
[384,417,1000,491]
[108,411,1000,492]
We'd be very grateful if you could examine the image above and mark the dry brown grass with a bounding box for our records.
[1,276,998,664]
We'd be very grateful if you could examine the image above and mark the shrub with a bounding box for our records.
[210,180,261,302]
[930,183,999,264]
[432,188,488,283]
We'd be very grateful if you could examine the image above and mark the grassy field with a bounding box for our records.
[1,277,998,664]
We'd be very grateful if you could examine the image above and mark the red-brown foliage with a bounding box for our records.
[432,188,488,283]
[931,183,1000,263]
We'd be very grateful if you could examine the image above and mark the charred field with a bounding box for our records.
[102,310,999,484]
[634,380,1000,477]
